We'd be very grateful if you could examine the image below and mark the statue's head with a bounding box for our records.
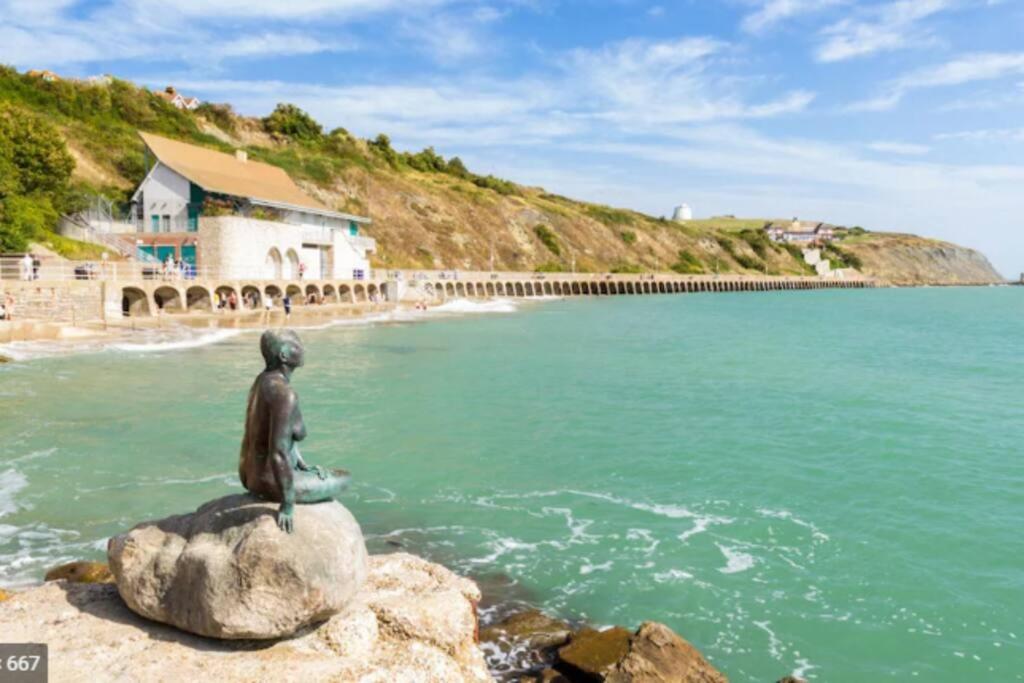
[260,329,305,370]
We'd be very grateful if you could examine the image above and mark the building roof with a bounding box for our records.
[138,131,369,222]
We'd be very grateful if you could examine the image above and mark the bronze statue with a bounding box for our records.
[240,330,350,532]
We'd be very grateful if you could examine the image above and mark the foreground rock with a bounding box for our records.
[108,494,368,639]
[480,609,575,677]
[45,561,114,584]
[551,621,727,683]
[0,553,490,682]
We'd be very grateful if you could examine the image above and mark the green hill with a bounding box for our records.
[0,66,1004,284]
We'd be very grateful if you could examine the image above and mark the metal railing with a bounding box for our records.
[0,258,379,283]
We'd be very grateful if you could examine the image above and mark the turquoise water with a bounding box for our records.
[1,289,1022,681]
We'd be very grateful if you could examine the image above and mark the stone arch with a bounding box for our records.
[153,285,183,313]
[265,284,283,303]
[455,282,466,297]
[544,282,553,296]
[122,286,149,317]
[284,249,300,280]
[367,283,380,302]
[305,284,321,304]
[525,282,534,297]
[241,285,262,309]
[446,283,456,297]
[214,285,237,309]
[495,282,504,296]
[265,248,283,279]
[486,282,496,297]
[514,282,525,297]
[286,284,303,303]
[338,284,352,303]
[186,286,212,311]
[353,284,367,302]
[323,284,338,303]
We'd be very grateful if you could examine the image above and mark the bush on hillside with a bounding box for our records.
[824,243,864,269]
[262,103,323,142]
[195,102,237,134]
[619,230,637,245]
[611,263,644,273]
[671,250,705,274]
[534,224,561,256]
[473,174,519,196]
[0,103,75,251]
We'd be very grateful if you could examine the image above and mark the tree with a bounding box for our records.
[261,103,323,141]
[0,103,75,251]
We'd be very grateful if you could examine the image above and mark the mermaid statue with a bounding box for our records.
[239,330,350,533]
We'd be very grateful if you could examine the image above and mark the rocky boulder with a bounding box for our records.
[107,493,368,639]
[556,622,727,683]
[45,561,114,584]
[0,553,490,682]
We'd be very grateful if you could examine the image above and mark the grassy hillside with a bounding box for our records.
[0,67,1004,284]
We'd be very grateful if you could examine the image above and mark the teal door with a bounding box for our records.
[180,245,196,265]
[156,246,176,263]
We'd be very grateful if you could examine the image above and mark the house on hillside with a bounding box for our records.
[26,69,60,82]
[764,219,836,244]
[129,132,375,279]
[156,86,200,110]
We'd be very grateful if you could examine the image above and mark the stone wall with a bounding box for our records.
[0,280,104,323]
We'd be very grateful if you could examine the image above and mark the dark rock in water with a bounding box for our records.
[556,626,633,681]
[481,609,574,650]
[480,609,575,680]
[555,622,727,683]
[522,668,571,683]
[45,561,114,584]
[777,677,807,683]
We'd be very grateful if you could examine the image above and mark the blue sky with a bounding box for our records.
[2,0,1023,275]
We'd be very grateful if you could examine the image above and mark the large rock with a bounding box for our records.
[107,493,368,639]
[556,622,727,683]
[0,553,490,682]
[45,561,114,584]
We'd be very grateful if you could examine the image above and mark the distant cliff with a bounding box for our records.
[0,67,1003,285]
[841,233,1004,286]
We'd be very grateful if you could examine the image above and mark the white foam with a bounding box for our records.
[653,568,694,583]
[432,298,518,314]
[580,560,613,575]
[112,329,242,353]
[716,543,756,574]
[0,469,28,518]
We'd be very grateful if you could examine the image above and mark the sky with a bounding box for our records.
[1,0,1023,276]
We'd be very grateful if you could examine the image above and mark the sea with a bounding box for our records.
[1,288,1022,681]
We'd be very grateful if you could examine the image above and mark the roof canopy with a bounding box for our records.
[138,132,370,223]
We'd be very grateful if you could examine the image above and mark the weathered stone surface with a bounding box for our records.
[0,553,491,682]
[557,626,633,681]
[107,493,368,639]
[610,622,727,683]
[554,622,727,683]
[45,561,114,584]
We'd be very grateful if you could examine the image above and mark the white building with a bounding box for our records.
[129,132,375,279]
[764,219,836,245]
[672,204,693,222]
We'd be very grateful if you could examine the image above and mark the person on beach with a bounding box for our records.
[283,294,292,319]
[263,295,273,323]
[0,299,6,321]
[298,262,306,280]
[31,255,40,280]
[20,253,32,281]
[228,292,238,311]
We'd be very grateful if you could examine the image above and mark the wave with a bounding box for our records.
[716,543,756,574]
[0,469,28,519]
[111,329,242,353]
[432,298,519,314]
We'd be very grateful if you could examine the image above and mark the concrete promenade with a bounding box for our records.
[0,268,878,324]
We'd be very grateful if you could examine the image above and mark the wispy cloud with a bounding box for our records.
[815,0,951,63]
[936,128,1024,142]
[741,0,844,34]
[849,51,1024,111]
[867,141,931,155]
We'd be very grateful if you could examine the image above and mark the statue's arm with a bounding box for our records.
[269,393,297,533]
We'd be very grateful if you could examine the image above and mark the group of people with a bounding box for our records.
[163,255,194,280]
[0,293,15,321]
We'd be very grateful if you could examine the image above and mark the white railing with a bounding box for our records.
[0,258,384,283]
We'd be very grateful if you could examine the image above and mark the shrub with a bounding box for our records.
[534,224,561,256]
[445,156,469,178]
[671,250,705,274]
[611,263,644,274]
[619,230,637,245]
[586,204,633,227]
[262,103,322,141]
[535,262,562,272]
[824,244,864,269]
[473,174,519,195]
[195,102,236,134]
[738,228,773,259]
[405,146,447,173]
[716,235,763,271]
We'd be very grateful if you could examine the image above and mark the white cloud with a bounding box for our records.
[868,141,931,155]
[936,128,1024,142]
[816,0,951,63]
[849,51,1024,111]
[212,33,348,60]
[741,0,844,34]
